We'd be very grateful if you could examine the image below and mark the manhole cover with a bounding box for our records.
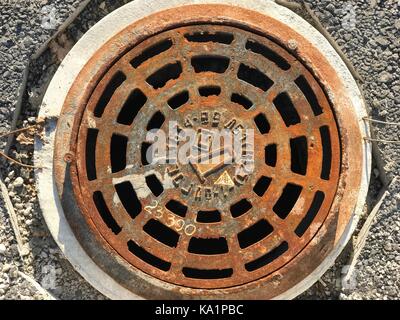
[36,0,371,299]
[68,24,342,289]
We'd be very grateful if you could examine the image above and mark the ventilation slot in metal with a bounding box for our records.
[131,39,173,68]
[146,62,182,89]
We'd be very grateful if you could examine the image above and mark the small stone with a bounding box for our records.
[99,2,106,10]
[20,168,30,180]
[2,264,11,272]
[370,0,378,8]
[22,37,33,47]
[0,244,6,255]
[343,33,352,41]
[379,71,392,83]
[41,5,59,30]
[13,177,24,187]
[375,36,390,47]
[384,243,393,251]
[22,208,31,217]
[8,170,15,179]
[379,109,388,117]
[9,266,18,278]
[15,203,24,210]
[326,3,335,13]
[339,293,348,300]
[371,99,381,108]
[369,40,377,48]
[21,247,30,257]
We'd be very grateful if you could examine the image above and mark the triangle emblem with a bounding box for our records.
[215,170,235,187]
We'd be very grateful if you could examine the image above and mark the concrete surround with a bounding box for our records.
[34,0,371,299]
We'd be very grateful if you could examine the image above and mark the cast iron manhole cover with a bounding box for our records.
[37,0,370,299]
[71,24,341,288]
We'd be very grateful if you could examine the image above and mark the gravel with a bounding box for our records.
[0,0,85,146]
[0,0,107,300]
[0,0,399,300]
[293,0,400,300]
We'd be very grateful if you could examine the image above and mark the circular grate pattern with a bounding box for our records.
[72,24,341,289]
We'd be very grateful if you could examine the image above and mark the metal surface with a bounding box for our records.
[50,3,365,299]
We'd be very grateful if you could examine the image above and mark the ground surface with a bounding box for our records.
[0,0,399,300]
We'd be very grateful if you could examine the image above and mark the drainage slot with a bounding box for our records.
[182,267,233,279]
[117,89,147,125]
[254,113,270,134]
[184,32,234,44]
[165,200,187,218]
[130,39,173,68]
[245,242,288,272]
[141,142,152,166]
[230,199,252,218]
[191,55,230,74]
[238,219,273,249]
[265,144,277,167]
[86,128,98,181]
[93,191,121,235]
[237,64,274,92]
[145,174,164,197]
[188,237,229,255]
[253,176,272,197]
[295,75,323,116]
[197,210,221,223]
[146,62,182,89]
[273,92,300,127]
[143,219,179,248]
[115,182,142,219]
[231,93,253,110]
[199,86,221,97]
[168,91,189,110]
[94,71,126,117]
[320,126,332,180]
[273,184,302,219]
[110,134,127,173]
[128,240,171,271]
[290,136,308,175]
[147,111,165,131]
[246,39,291,71]
[295,191,325,237]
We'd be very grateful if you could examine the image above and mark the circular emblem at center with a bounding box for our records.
[155,106,255,208]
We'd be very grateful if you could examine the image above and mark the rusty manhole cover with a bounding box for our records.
[72,24,341,289]
[37,1,370,300]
